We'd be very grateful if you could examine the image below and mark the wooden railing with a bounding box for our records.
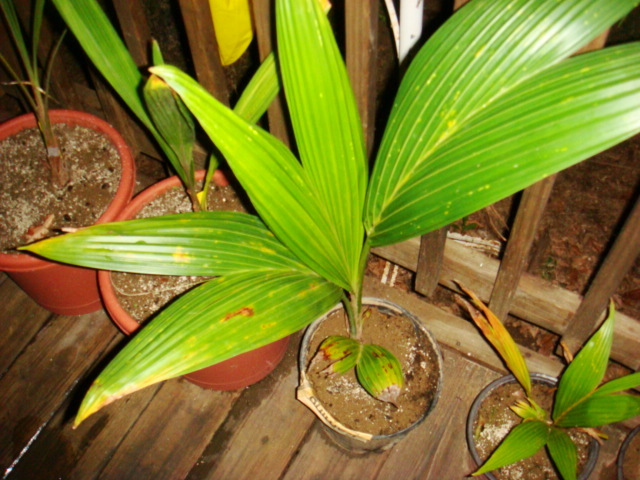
[20,0,639,370]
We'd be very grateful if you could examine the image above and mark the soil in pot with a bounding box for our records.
[620,427,640,480]
[1,123,122,251]
[111,179,246,323]
[472,381,593,480]
[305,304,441,436]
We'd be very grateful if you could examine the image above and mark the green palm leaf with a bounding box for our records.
[21,211,307,276]
[554,301,615,421]
[554,394,640,428]
[365,0,640,246]
[547,427,578,480]
[369,44,640,244]
[473,420,549,476]
[75,270,342,425]
[592,372,640,396]
[151,65,354,291]
[276,0,367,289]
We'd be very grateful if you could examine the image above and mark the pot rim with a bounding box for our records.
[297,297,444,443]
[617,425,640,480]
[98,169,227,335]
[466,373,600,480]
[0,109,136,270]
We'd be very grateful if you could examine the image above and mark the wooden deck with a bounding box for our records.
[0,270,632,480]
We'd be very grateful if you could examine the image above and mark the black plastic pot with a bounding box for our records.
[297,297,444,453]
[466,373,600,480]
[618,425,640,480]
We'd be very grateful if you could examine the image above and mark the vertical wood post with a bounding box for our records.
[560,196,640,354]
[251,0,290,145]
[112,0,151,67]
[345,0,379,155]
[488,175,557,319]
[178,0,230,106]
[415,228,449,297]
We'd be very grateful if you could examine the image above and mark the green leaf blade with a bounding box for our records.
[554,394,640,428]
[315,336,360,375]
[547,427,578,480]
[277,0,367,289]
[365,0,640,246]
[22,212,308,276]
[368,43,640,246]
[356,344,404,404]
[473,420,549,476]
[75,270,343,425]
[151,65,354,290]
[554,302,616,421]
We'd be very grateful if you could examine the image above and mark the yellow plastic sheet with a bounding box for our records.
[209,0,253,66]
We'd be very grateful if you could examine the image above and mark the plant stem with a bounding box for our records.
[351,237,371,340]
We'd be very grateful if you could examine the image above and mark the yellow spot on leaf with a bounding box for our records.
[173,247,190,263]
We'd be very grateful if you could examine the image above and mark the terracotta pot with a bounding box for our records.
[297,297,444,453]
[0,110,136,315]
[466,374,600,480]
[618,425,640,480]
[98,170,290,390]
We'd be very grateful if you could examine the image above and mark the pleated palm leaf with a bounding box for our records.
[23,0,640,426]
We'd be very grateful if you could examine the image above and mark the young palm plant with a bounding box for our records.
[0,0,67,187]
[24,0,640,426]
[459,287,640,480]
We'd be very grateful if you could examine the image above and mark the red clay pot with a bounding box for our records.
[0,110,136,315]
[98,171,291,390]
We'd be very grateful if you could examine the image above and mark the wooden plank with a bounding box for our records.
[561,196,640,354]
[251,0,290,145]
[381,352,498,479]
[178,0,230,105]
[415,228,449,298]
[489,175,556,320]
[95,379,241,480]
[372,238,640,369]
[189,342,314,480]
[0,277,52,376]
[345,0,379,154]
[5,342,161,479]
[112,0,151,67]
[0,310,119,473]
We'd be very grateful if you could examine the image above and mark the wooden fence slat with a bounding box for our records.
[561,195,640,354]
[251,0,290,145]
[345,0,379,154]
[178,0,230,106]
[489,175,557,320]
[112,0,150,67]
[415,228,449,297]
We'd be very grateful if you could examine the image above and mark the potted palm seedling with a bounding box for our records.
[22,0,640,451]
[460,286,640,480]
[0,0,135,315]
[48,0,288,389]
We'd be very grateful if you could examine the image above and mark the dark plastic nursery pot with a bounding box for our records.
[618,425,640,480]
[297,297,444,453]
[466,373,600,480]
[0,110,136,315]
[98,170,290,390]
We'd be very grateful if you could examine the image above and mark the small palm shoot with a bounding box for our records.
[459,285,640,480]
[0,0,67,187]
